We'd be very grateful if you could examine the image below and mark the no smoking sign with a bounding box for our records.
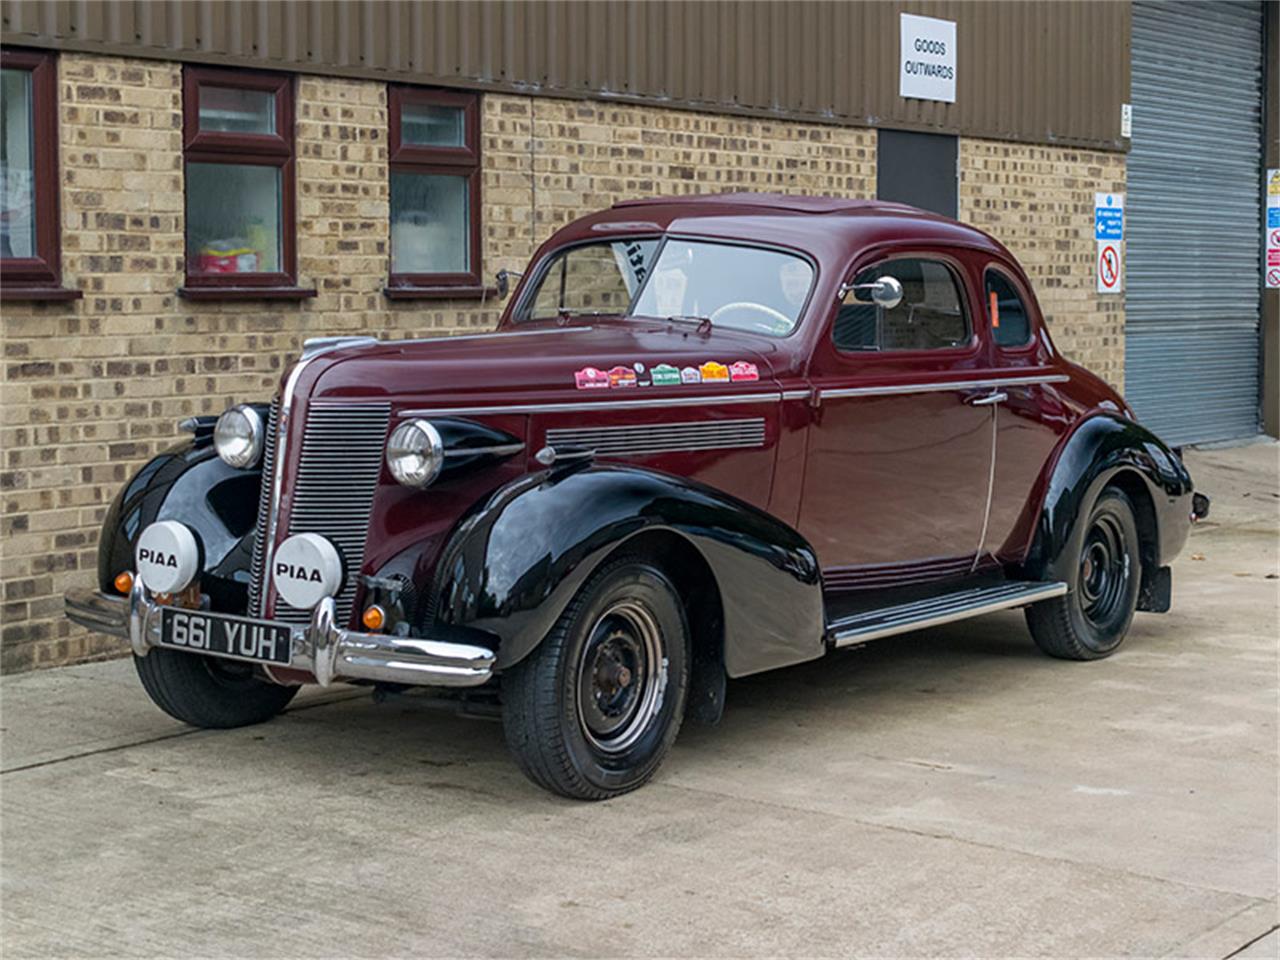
[1096,241,1122,294]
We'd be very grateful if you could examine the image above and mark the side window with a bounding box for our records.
[985,269,1032,347]
[524,240,657,320]
[835,258,969,351]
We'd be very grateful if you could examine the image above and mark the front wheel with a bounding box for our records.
[1026,486,1142,660]
[135,648,298,728]
[502,555,690,800]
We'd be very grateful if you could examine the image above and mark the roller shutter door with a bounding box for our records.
[1126,0,1264,445]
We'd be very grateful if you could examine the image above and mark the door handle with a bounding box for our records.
[967,391,1007,407]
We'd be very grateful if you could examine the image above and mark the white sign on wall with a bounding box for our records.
[1097,241,1123,294]
[900,14,957,103]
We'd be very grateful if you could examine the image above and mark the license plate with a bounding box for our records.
[159,608,292,666]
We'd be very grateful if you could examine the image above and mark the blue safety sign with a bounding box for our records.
[1268,208,1280,229]
[1094,193,1125,241]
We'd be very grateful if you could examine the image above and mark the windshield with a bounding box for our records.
[520,237,814,337]
[632,239,813,336]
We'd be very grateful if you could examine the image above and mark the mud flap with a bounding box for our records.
[1137,565,1172,613]
[686,619,727,726]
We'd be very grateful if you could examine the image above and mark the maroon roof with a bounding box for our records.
[531,192,1013,300]
[612,192,924,217]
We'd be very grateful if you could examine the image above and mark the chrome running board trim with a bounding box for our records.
[828,580,1068,648]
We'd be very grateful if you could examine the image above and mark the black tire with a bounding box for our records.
[502,555,690,800]
[134,648,299,728]
[1026,486,1142,660]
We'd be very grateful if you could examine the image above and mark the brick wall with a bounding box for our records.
[959,139,1127,389]
[0,54,879,672]
[1,54,1121,673]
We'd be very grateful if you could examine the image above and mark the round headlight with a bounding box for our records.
[213,404,264,469]
[386,419,444,488]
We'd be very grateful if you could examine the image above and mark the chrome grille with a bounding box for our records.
[247,399,279,618]
[272,401,392,626]
[545,418,766,457]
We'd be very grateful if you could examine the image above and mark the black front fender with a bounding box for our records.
[432,464,825,677]
[97,438,262,612]
[1025,414,1195,586]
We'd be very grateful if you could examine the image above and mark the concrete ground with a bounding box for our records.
[1,443,1276,958]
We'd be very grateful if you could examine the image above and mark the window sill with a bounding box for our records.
[178,285,318,302]
[0,285,84,303]
[384,284,497,301]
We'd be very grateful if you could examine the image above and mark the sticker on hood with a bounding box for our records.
[574,367,610,390]
[699,361,729,383]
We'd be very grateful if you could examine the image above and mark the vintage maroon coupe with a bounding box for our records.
[68,193,1207,799]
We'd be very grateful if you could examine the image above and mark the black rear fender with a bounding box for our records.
[1025,414,1195,595]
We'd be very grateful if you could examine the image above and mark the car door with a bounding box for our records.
[978,264,1075,564]
[798,252,994,588]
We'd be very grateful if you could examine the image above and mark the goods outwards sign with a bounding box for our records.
[899,14,956,103]
[1266,169,1280,290]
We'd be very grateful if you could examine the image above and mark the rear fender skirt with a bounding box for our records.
[97,438,262,613]
[1024,414,1194,587]
[431,464,825,677]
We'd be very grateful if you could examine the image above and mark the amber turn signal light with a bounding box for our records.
[362,605,386,631]
[113,571,134,595]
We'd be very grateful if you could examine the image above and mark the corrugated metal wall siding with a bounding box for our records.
[1125,0,1264,445]
[1,0,1129,150]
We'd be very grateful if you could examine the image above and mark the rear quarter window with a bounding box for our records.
[985,269,1033,347]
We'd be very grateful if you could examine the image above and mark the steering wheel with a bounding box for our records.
[709,301,792,334]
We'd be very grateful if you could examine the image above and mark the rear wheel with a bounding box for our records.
[502,555,689,800]
[134,648,298,728]
[1027,487,1142,660]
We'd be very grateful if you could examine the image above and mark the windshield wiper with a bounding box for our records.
[662,314,714,336]
[629,313,712,329]
[554,309,625,320]
[665,317,716,330]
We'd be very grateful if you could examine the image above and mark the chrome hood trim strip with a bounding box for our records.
[402,391,782,418]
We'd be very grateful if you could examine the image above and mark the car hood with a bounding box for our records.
[299,319,791,407]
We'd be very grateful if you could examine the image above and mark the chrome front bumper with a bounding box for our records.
[65,580,496,688]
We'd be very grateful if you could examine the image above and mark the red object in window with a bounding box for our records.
[386,86,482,293]
[989,289,1000,328]
[198,250,259,273]
[181,67,297,292]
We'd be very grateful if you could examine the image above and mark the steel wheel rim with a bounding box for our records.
[1079,513,1130,629]
[576,599,668,754]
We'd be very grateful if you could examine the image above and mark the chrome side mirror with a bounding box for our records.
[838,275,904,310]
[495,269,522,299]
[870,276,904,309]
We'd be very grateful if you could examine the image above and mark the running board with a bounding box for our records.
[828,581,1068,649]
